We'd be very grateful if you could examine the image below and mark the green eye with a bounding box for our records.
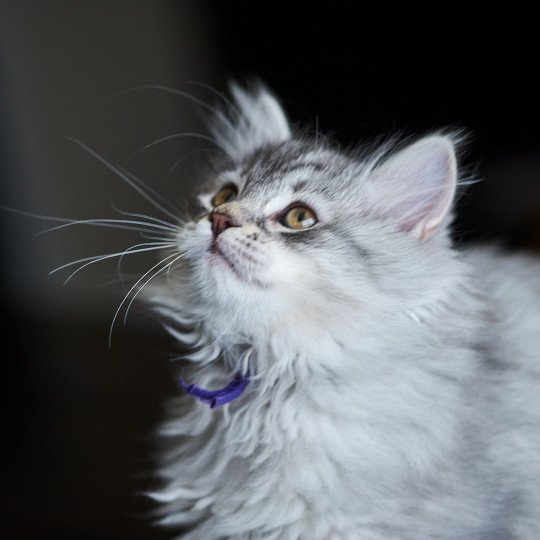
[280,205,318,230]
[212,184,238,207]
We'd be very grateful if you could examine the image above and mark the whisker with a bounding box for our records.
[139,232,176,242]
[63,245,176,285]
[51,242,175,282]
[122,251,186,325]
[115,240,173,291]
[0,205,100,226]
[88,273,145,288]
[164,147,217,184]
[113,166,182,217]
[38,218,177,236]
[109,251,183,347]
[1,205,180,238]
[173,196,194,217]
[128,132,219,161]
[113,84,222,120]
[65,137,180,222]
[110,202,182,230]
[187,81,241,117]
[113,84,234,146]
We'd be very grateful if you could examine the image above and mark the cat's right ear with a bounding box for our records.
[209,81,291,162]
[368,135,459,240]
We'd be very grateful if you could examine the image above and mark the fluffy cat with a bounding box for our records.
[143,83,540,539]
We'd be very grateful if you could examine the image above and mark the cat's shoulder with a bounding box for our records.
[463,245,540,365]
[463,244,540,297]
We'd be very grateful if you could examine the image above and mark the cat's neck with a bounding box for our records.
[200,312,481,503]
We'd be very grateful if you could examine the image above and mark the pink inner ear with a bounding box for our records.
[371,137,457,239]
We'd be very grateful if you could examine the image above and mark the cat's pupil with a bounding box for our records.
[297,211,305,222]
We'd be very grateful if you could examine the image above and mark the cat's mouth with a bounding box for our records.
[208,241,244,280]
[207,238,268,288]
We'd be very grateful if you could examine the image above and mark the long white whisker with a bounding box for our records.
[139,232,176,242]
[110,202,182,230]
[0,205,105,226]
[187,81,242,116]
[113,84,234,147]
[65,137,180,222]
[165,147,217,184]
[63,244,176,285]
[51,243,175,282]
[112,166,182,217]
[109,251,182,347]
[114,84,222,119]
[122,251,186,325]
[38,218,178,235]
[88,273,144,288]
[1,205,178,237]
[115,240,173,290]
[129,132,218,161]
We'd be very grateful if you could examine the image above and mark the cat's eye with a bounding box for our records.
[280,205,318,230]
[212,184,238,207]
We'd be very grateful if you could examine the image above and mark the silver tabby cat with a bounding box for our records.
[145,83,540,539]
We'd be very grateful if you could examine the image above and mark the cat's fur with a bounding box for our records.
[145,83,540,539]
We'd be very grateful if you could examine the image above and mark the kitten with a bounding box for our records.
[143,83,540,539]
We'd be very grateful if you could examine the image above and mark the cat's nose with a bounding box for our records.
[209,211,239,238]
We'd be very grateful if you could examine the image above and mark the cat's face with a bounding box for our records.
[167,84,460,344]
[179,143,375,336]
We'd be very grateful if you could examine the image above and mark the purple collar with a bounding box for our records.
[180,372,250,408]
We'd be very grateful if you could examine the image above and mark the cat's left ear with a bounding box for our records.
[210,81,291,162]
[369,136,458,240]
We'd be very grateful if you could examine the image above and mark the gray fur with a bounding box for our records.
[144,83,540,539]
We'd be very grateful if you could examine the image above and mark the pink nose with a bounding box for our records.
[209,212,236,238]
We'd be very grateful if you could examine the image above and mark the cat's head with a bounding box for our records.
[156,83,464,353]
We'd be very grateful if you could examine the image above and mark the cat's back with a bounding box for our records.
[465,246,540,378]
[465,245,540,337]
[463,247,540,538]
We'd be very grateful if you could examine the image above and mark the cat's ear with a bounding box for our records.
[369,136,458,240]
[210,81,291,162]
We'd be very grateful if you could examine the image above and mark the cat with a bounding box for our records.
[141,82,540,539]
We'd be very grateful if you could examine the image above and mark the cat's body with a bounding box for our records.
[144,84,540,539]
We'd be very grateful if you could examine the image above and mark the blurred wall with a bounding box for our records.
[0,0,218,319]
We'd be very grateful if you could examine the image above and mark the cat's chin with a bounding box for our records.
[208,243,246,281]
[205,238,269,289]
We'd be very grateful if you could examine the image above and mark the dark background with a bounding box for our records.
[1,2,539,539]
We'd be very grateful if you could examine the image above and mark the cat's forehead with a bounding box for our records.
[220,141,354,199]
